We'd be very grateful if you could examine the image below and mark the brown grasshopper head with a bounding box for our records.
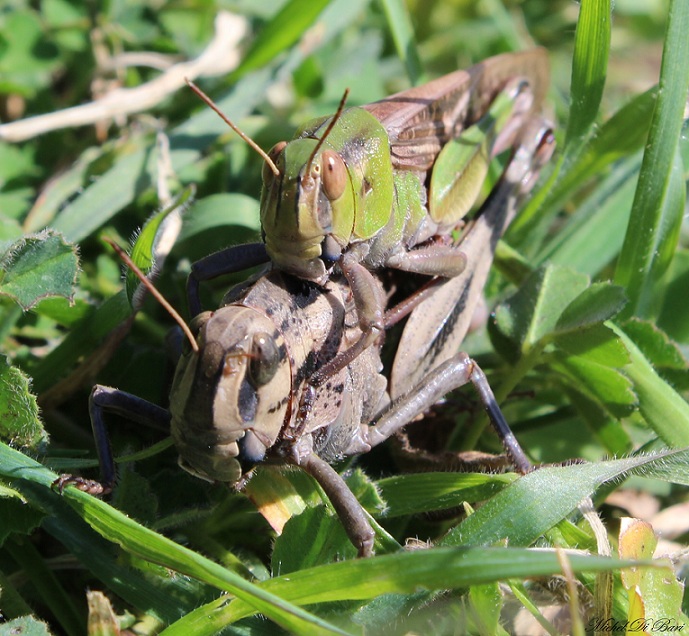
[169,306,291,483]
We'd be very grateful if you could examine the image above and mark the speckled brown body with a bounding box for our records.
[169,270,388,484]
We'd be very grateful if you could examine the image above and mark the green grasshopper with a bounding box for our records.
[187,49,549,389]
[63,116,553,556]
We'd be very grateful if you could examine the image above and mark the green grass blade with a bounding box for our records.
[443,450,689,547]
[378,0,424,84]
[51,70,273,244]
[125,185,195,305]
[0,444,349,635]
[7,537,85,635]
[229,0,331,81]
[564,0,611,148]
[614,0,689,319]
[611,323,689,446]
[506,0,611,251]
[179,549,643,630]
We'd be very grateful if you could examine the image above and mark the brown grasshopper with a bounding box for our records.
[76,117,553,557]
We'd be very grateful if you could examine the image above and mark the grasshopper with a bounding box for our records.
[187,50,549,388]
[68,116,553,557]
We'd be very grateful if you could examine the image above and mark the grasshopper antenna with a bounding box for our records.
[304,88,350,177]
[185,78,279,177]
[104,237,199,354]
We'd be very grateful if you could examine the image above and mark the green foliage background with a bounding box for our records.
[0,0,688,634]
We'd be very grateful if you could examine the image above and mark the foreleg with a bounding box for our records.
[187,243,269,317]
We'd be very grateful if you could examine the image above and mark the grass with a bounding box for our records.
[1,0,688,633]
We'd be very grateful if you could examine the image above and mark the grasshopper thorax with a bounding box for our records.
[169,307,291,483]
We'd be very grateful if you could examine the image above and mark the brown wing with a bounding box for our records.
[363,49,549,172]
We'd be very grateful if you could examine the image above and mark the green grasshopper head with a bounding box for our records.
[169,306,291,484]
[260,135,356,282]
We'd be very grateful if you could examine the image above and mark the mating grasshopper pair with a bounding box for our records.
[81,51,554,556]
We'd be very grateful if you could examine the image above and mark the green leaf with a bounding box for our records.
[345,468,386,516]
[0,230,79,311]
[610,323,689,447]
[174,193,261,262]
[565,0,611,148]
[469,582,506,636]
[0,616,53,636]
[443,449,689,548]
[551,351,636,419]
[30,291,132,395]
[614,0,689,319]
[621,318,689,389]
[0,10,59,95]
[376,472,515,518]
[490,264,590,357]
[272,505,356,574]
[0,494,45,547]
[51,147,150,243]
[657,249,689,344]
[555,283,627,333]
[31,296,93,328]
[535,154,640,276]
[564,387,632,457]
[230,0,331,81]
[378,0,424,84]
[553,323,629,367]
[125,185,196,306]
[0,355,46,449]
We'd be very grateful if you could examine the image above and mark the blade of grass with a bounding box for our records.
[378,0,424,85]
[508,0,612,249]
[0,443,349,635]
[443,449,689,548]
[614,0,689,319]
[564,0,611,149]
[611,323,689,446]
[6,536,85,635]
[166,548,643,633]
[229,0,331,81]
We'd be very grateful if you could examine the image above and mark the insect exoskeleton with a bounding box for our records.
[259,107,393,282]
[168,306,290,483]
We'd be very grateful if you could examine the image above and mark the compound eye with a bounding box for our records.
[321,149,347,201]
[248,332,281,387]
[262,141,287,184]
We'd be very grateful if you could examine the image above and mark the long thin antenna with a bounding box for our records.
[185,78,279,177]
[104,237,199,354]
[305,88,350,176]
